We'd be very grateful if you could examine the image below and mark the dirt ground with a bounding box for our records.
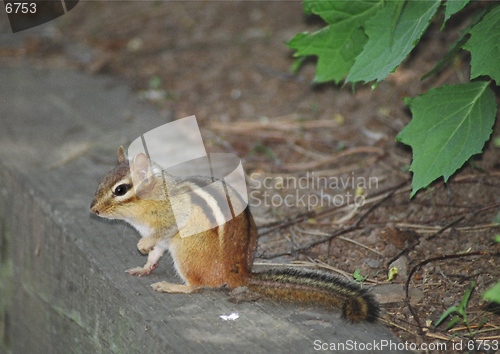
[2,2,500,353]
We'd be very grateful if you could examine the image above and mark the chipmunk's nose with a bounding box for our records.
[90,200,100,215]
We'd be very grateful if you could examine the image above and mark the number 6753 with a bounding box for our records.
[5,2,37,14]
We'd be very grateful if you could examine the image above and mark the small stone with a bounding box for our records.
[228,286,261,304]
[365,258,382,268]
[372,283,423,305]
[389,256,409,282]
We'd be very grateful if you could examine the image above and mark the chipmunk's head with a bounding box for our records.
[90,146,163,220]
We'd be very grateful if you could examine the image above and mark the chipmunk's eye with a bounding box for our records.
[114,184,131,196]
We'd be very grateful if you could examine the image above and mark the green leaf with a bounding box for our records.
[435,305,459,327]
[422,7,486,81]
[446,316,460,330]
[387,266,398,281]
[347,0,441,83]
[291,56,307,74]
[303,0,381,25]
[287,27,366,83]
[352,269,368,283]
[396,82,497,197]
[443,0,470,29]
[459,281,475,331]
[462,5,500,83]
[287,1,383,84]
[148,76,162,89]
[458,281,475,313]
[483,281,500,304]
[389,1,406,46]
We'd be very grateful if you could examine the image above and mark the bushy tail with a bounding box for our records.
[247,268,379,322]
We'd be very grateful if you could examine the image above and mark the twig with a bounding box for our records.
[334,205,360,224]
[384,319,421,337]
[386,216,466,267]
[281,146,383,171]
[450,323,500,333]
[288,142,328,160]
[477,335,500,340]
[259,188,397,259]
[298,228,383,256]
[258,179,409,237]
[425,332,463,343]
[257,209,327,237]
[211,115,342,134]
[425,216,465,241]
[338,236,384,256]
[303,258,353,281]
[395,222,500,232]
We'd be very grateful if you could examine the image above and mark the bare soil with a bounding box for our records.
[3,2,500,353]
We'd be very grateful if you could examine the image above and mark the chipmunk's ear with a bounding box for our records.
[117,146,126,163]
[131,152,152,184]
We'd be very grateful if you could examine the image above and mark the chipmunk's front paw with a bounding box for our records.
[126,263,158,276]
[137,237,157,255]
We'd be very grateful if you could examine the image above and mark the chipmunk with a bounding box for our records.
[90,147,379,322]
